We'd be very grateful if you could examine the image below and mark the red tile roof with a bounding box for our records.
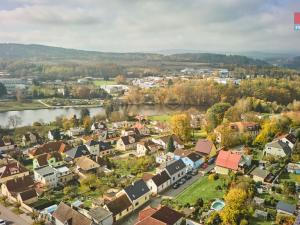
[138,206,157,221]
[215,150,241,170]
[195,139,214,155]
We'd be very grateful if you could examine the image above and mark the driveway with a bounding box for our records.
[0,204,32,225]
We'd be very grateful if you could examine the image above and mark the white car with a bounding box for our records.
[0,219,6,225]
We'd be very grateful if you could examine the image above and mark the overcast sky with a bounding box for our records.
[0,0,299,53]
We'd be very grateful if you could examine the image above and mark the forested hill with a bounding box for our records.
[0,43,268,66]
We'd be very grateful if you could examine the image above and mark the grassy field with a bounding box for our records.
[0,101,46,112]
[279,171,300,183]
[149,114,172,122]
[249,218,273,225]
[176,176,226,204]
[193,129,207,139]
[93,80,116,86]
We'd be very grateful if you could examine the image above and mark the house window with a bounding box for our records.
[135,202,139,206]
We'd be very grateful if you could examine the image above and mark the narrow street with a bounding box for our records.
[0,204,32,225]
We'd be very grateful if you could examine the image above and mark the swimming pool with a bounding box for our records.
[211,199,225,211]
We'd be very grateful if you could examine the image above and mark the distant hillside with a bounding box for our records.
[0,43,268,66]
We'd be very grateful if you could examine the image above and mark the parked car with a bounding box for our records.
[173,183,179,189]
[185,174,192,180]
[191,170,198,176]
[201,163,208,169]
[0,219,6,225]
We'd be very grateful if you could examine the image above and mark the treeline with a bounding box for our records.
[125,78,300,106]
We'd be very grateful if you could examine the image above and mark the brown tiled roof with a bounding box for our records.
[75,156,100,171]
[195,139,214,155]
[52,202,92,225]
[160,135,183,145]
[36,152,62,167]
[174,149,191,157]
[151,206,184,225]
[105,194,132,215]
[29,141,65,156]
[135,217,165,225]
[19,189,37,201]
[138,206,157,221]
[5,175,35,196]
[0,162,28,179]
[142,173,154,182]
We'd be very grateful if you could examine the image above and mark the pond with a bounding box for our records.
[211,199,225,211]
[0,104,206,128]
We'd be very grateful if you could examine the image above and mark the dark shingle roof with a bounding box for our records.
[186,152,203,162]
[267,140,292,156]
[5,175,35,195]
[151,206,184,225]
[165,159,186,176]
[99,141,112,151]
[65,145,89,159]
[86,140,99,146]
[19,189,37,201]
[120,135,138,145]
[151,171,171,187]
[105,194,132,215]
[124,179,150,201]
[276,201,296,214]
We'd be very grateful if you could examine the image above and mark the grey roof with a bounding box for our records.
[65,145,89,159]
[86,140,99,146]
[251,167,269,179]
[88,207,112,222]
[99,141,112,151]
[34,165,56,177]
[151,171,171,187]
[165,159,186,176]
[266,140,292,156]
[276,201,296,214]
[124,179,150,201]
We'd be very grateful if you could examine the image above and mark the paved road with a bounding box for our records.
[0,205,32,225]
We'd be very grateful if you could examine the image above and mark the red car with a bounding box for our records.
[201,163,208,169]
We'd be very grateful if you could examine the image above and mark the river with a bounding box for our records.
[0,104,204,128]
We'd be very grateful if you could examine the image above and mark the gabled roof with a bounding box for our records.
[276,201,296,214]
[19,189,37,201]
[86,140,99,147]
[215,150,241,170]
[174,149,191,157]
[151,206,184,225]
[35,152,62,167]
[165,159,186,176]
[65,145,89,159]
[151,171,171,187]
[266,140,292,156]
[99,141,112,151]
[5,175,35,195]
[105,194,132,215]
[138,206,157,221]
[278,133,297,144]
[186,152,203,162]
[52,202,92,225]
[160,135,183,145]
[0,162,28,179]
[120,135,138,145]
[88,207,112,222]
[75,156,100,171]
[124,179,150,201]
[195,139,214,155]
[29,141,68,156]
[251,167,269,179]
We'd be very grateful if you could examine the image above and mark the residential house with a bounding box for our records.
[263,140,292,158]
[87,206,113,225]
[190,113,203,129]
[64,145,89,161]
[165,159,186,184]
[152,134,184,150]
[85,140,100,156]
[250,167,270,183]
[146,171,171,195]
[1,175,38,205]
[22,132,40,146]
[276,201,296,216]
[121,179,151,210]
[135,206,184,225]
[66,127,85,137]
[287,163,300,174]
[74,156,101,178]
[153,122,170,133]
[215,150,242,175]
[173,149,192,160]
[99,141,114,157]
[136,140,161,157]
[132,123,150,136]
[181,152,205,170]
[33,152,63,169]
[276,133,297,150]
[91,122,107,131]
[195,139,217,158]
[48,129,62,141]
[104,194,133,222]
[0,162,29,183]
[254,209,268,220]
[99,130,119,144]
[54,165,73,185]
[0,138,16,153]
[116,135,139,151]
[34,166,57,188]
[53,202,93,225]
[28,141,70,158]
[155,152,175,165]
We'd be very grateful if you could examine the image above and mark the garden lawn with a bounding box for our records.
[176,176,226,204]
[0,101,46,112]
[279,171,300,183]
[149,114,172,122]
[93,80,116,86]
[249,218,273,225]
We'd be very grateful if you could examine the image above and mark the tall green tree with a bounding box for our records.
[166,136,175,152]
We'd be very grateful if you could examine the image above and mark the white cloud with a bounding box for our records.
[0,0,299,53]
